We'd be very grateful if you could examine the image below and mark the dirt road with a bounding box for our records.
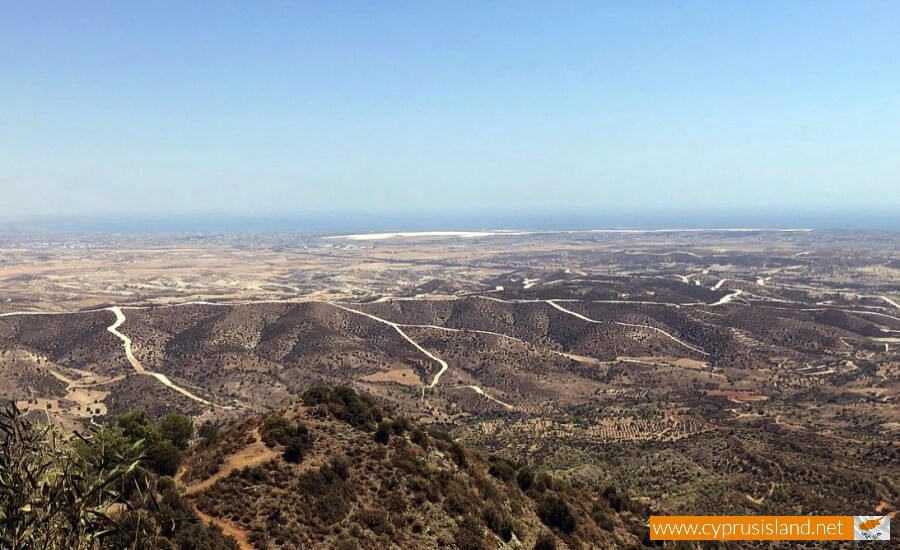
[106,307,217,406]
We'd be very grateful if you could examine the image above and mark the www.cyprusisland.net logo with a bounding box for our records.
[854,516,890,541]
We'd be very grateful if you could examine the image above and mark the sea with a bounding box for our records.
[3,208,897,234]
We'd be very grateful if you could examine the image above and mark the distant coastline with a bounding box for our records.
[324,228,815,240]
[1,209,895,234]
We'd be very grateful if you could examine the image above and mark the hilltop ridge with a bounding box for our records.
[180,386,651,549]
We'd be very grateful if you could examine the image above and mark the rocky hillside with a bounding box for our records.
[179,386,652,549]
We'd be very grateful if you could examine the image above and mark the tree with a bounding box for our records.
[159,414,194,450]
[146,439,182,477]
[117,410,157,443]
[198,421,219,446]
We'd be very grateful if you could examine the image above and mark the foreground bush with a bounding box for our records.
[0,403,237,550]
[0,403,144,548]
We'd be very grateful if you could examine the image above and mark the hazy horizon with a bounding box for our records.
[3,206,897,234]
[2,2,899,222]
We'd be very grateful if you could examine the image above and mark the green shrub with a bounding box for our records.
[329,454,352,480]
[302,386,384,430]
[295,463,356,525]
[603,485,637,513]
[448,441,468,468]
[391,415,411,434]
[537,494,577,534]
[427,428,454,443]
[591,501,616,531]
[283,435,310,463]
[488,456,516,483]
[0,403,237,550]
[533,531,557,550]
[516,468,535,491]
[117,410,156,441]
[197,421,220,446]
[453,514,487,550]
[443,479,479,517]
[355,508,391,535]
[481,505,515,542]
[374,421,392,444]
[410,428,429,449]
[262,415,313,463]
[533,472,555,493]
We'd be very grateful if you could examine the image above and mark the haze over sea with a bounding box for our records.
[4,208,896,234]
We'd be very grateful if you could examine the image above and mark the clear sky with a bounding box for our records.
[1,1,898,225]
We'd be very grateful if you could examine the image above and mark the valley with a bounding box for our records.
[1,228,898,524]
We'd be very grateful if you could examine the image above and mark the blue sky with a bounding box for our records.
[1,1,898,223]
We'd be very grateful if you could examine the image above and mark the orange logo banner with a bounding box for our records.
[650,516,856,541]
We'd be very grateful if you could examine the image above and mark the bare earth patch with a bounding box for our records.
[706,390,769,402]
[361,367,422,386]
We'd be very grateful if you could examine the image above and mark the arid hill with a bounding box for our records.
[180,386,652,550]
[2,230,897,522]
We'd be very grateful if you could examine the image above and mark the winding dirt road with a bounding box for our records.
[398,322,606,365]
[7,286,894,417]
[106,307,217,407]
[328,302,512,408]
[328,302,449,389]
[449,385,513,409]
[709,289,743,307]
[711,278,728,290]
[546,300,709,355]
